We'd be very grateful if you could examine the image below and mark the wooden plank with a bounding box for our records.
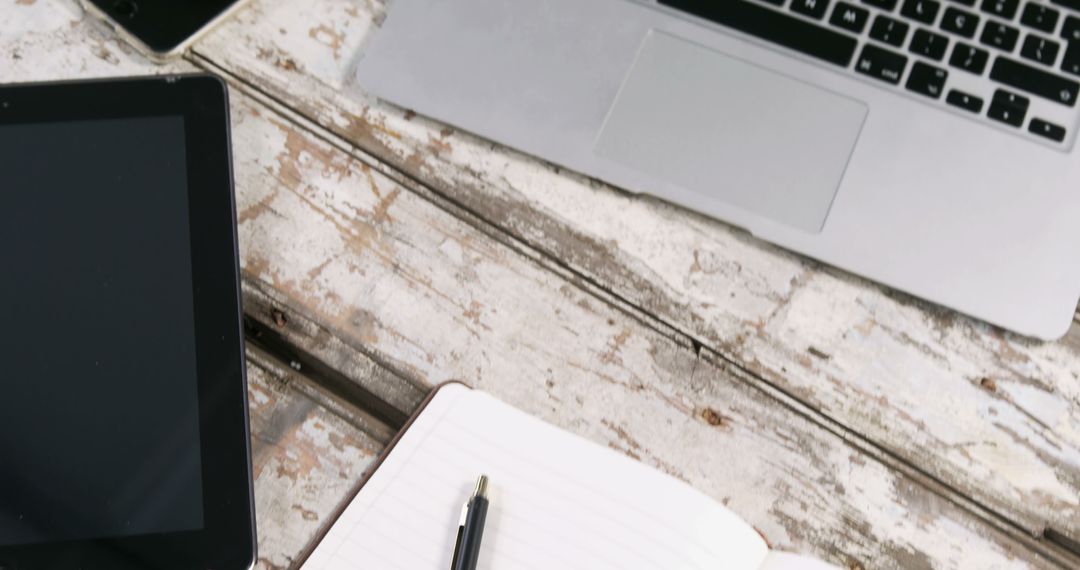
[190,0,1080,545]
[247,348,386,569]
[214,74,1066,566]
[6,0,1074,565]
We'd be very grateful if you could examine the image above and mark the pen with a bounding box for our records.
[450,475,490,570]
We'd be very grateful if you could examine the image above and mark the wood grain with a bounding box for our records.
[217,76,1067,566]
[7,0,1078,565]
[247,348,385,570]
[190,0,1080,547]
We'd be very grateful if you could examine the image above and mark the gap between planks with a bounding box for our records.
[13,0,1069,564]
[245,344,388,569]
[11,0,1077,555]
[247,343,396,445]
[189,52,1080,565]
[243,279,425,431]
[186,2,1080,548]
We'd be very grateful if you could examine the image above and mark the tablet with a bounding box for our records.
[0,75,255,569]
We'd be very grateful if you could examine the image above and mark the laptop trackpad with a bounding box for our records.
[594,31,867,233]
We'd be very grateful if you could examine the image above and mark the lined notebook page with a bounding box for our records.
[301,384,769,570]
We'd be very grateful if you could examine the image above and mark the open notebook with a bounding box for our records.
[300,383,838,570]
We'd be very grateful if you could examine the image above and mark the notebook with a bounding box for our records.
[299,383,839,570]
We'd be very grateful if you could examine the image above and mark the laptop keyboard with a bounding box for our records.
[657,0,1080,145]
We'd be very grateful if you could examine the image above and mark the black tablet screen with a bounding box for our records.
[0,116,204,545]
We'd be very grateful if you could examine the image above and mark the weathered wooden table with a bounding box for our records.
[7,1,1080,567]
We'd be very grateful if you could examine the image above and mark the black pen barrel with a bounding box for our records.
[451,496,488,570]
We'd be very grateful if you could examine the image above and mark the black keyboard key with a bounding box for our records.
[901,0,941,23]
[658,1,858,67]
[991,55,1079,104]
[1030,117,1067,140]
[862,0,899,8]
[1051,0,1080,12]
[1020,34,1061,65]
[981,0,1020,19]
[1063,41,1080,74]
[988,89,1029,126]
[911,28,951,60]
[951,0,976,5]
[1062,15,1080,41]
[760,0,785,4]
[941,7,980,37]
[947,89,984,111]
[1021,3,1059,33]
[950,42,991,73]
[995,88,1029,106]
[981,22,1021,51]
[906,61,949,97]
[831,2,871,32]
[870,14,910,46]
[856,44,909,83]
[792,0,832,18]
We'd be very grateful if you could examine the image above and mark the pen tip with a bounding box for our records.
[474,475,489,498]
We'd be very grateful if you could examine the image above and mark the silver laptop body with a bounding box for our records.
[356,0,1080,340]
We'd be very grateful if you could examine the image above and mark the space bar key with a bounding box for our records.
[657,0,858,68]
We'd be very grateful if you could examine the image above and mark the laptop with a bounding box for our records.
[355,0,1080,340]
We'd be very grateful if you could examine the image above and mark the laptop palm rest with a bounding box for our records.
[594,31,868,233]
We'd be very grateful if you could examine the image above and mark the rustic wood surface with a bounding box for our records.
[191,0,1080,550]
[6,0,1080,567]
[221,83,1069,567]
[246,349,386,570]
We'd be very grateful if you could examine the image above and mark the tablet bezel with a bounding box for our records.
[0,75,255,569]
